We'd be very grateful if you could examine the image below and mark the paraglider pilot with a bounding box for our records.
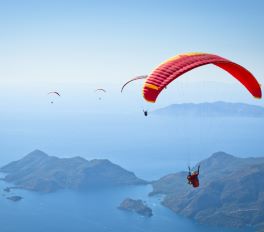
[143,110,148,117]
[187,165,200,188]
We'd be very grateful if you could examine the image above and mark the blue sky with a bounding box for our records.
[0,0,264,115]
[0,0,263,169]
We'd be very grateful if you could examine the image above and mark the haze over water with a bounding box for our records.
[0,114,263,180]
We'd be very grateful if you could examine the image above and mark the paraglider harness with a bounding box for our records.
[187,165,200,188]
[143,110,148,117]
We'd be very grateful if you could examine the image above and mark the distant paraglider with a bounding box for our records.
[48,91,60,104]
[187,165,200,188]
[121,75,148,93]
[95,89,106,100]
[143,52,262,103]
[121,76,149,116]
[48,91,60,96]
[95,89,106,93]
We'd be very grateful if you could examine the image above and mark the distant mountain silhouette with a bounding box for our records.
[0,150,147,192]
[150,152,264,231]
[153,102,264,117]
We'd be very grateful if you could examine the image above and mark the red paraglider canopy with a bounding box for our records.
[143,52,262,103]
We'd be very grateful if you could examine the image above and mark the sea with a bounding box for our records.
[0,113,262,232]
[0,181,252,232]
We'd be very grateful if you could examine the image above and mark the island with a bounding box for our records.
[7,196,23,202]
[118,198,153,217]
[3,187,11,192]
[0,150,147,193]
[150,152,264,231]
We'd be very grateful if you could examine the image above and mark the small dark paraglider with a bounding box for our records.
[121,76,149,117]
[95,89,106,100]
[48,92,60,104]
[187,165,200,188]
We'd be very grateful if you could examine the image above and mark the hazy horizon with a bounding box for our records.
[0,0,264,116]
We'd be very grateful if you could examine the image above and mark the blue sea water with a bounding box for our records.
[0,114,262,232]
[0,180,252,232]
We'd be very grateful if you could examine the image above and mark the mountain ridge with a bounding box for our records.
[0,150,147,192]
[152,102,264,117]
[150,152,264,231]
